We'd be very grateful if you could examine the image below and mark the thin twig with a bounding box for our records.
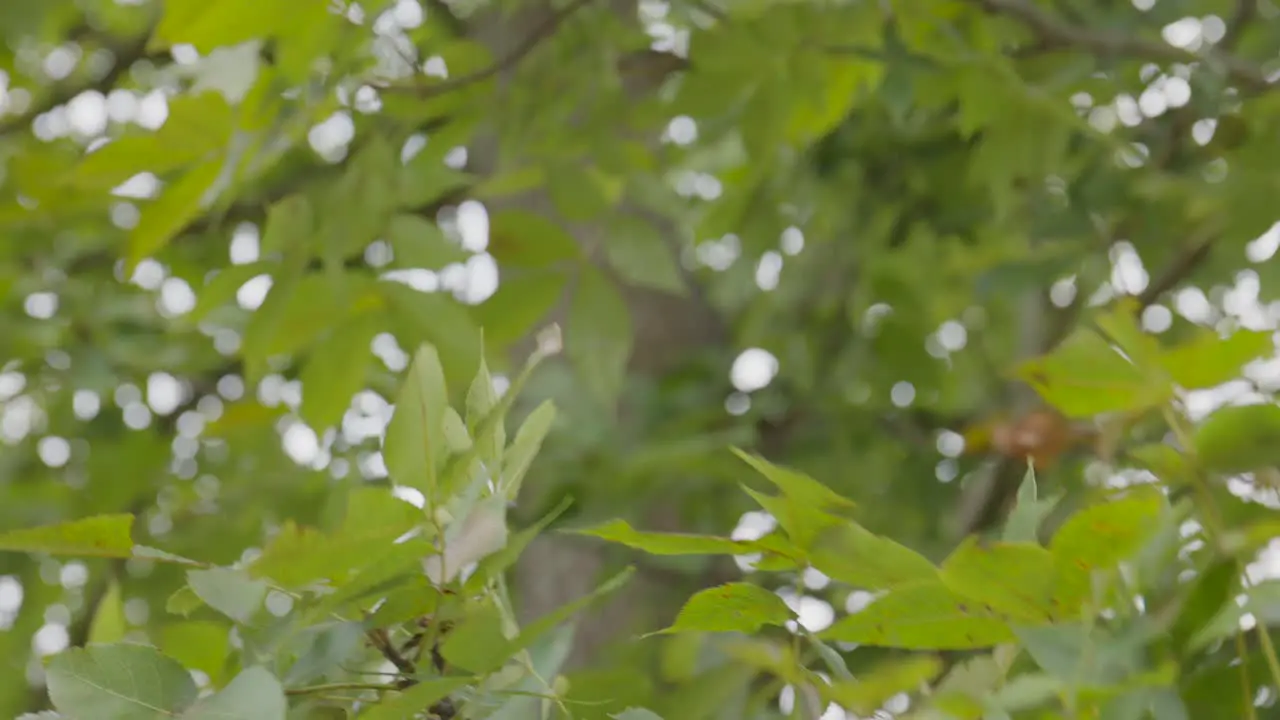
[381,0,597,98]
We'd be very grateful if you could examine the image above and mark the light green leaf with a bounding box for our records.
[465,354,504,469]
[250,520,413,589]
[383,343,449,497]
[1159,328,1273,390]
[940,538,1067,623]
[1003,464,1055,543]
[47,644,197,719]
[439,599,511,674]
[465,496,573,593]
[660,582,794,635]
[298,311,379,430]
[184,667,286,720]
[1049,486,1164,573]
[602,214,687,295]
[487,209,581,267]
[1192,403,1280,474]
[259,194,313,256]
[380,282,481,387]
[153,0,289,53]
[186,567,268,624]
[0,514,133,558]
[500,400,557,500]
[821,581,1016,649]
[822,656,942,715]
[808,521,939,591]
[1016,328,1171,418]
[732,448,857,512]
[166,586,204,617]
[612,709,665,720]
[160,622,231,684]
[187,261,271,322]
[88,581,127,645]
[547,163,615,221]
[567,267,633,406]
[129,160,223,268]
[357,677,474,720]
[570,519,761,556]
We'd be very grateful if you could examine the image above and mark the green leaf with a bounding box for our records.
[0,514,133,558]
[380,282,481,387]
[184,667,286,720]
[87,581,127,645]
[513,568,635,651]
[160,622,231,684]
[1049,486,1164,573]
[499,399,557,500]
[1192,403,1280,474]
[153,0,292,52]
[570,519,762,556]
[187,261,271,322]
[487,209,581,267]
[1159,329,1272,390]
[465,496,573,594]
[186,567,268,624]
[470,270,565,345]
[822,656,942,715]
[439,599,512,674]
[732,449,857,513]
[249,518,417,590]
[298,311,379,429]
[660,582,794,635]
[466,354,504,469]
[47,644,197,719]
[357,677,474,720]
[1016,328,1171,418]
[567,267,633,406]
[259,194,314,256]
[129,160,223,268]
[1003,464,1056,543]
[602,215,687,295]
[821,581,1016,649]
[548,163,616,221]
[166,586,205,617]
[383,343,449,497]
[940,538,1068,622]
[1170,559,1238,654]
[808,521,939,591]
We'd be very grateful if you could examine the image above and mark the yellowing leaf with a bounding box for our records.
[661,582,794,635]
[0,514,134,558]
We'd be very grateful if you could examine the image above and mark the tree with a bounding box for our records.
[2,0,1280,717]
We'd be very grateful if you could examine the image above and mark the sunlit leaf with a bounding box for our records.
[0,515,133,558]
[1159,328,1273,390]
[821,581,1016,649]
[940,538,1068,623]
[1017,328,1170,418]
[659,582,794,635]
[87,582,127,645]
[808,521,939,591]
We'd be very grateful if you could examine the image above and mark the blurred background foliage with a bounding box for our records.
[2,0,1280,717]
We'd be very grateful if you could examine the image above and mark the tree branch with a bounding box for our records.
[964,0,1275,93]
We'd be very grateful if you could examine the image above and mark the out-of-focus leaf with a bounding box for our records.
[298,310,380,429]
[381,282,481,386]
[439,598,511,674]
[160,621,231,684]
[383,343,449,497]
[1016,328,1170,418]
[0,515,133,558]
[186,567,268,624]
[602,214,687,295]
[659,582,794,635]
[184,666,287,720]
[1159,328,1273,390]
[87,581,127,645]
[821,581,1016,649]
[356,677,474,720]
[611,709,665,720]
[487,208,581,267]
[1169,559,1238,654]
[1192,402,1280,474]
[129,160,223,268]
[47,644,197,719]
[567,267,633,407]
[499,399,557,500]
[471,271,565,344]
[822,656,942,715]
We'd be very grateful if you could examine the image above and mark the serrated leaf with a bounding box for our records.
[0,514,133,558]
[186,567,268,623]
[821,581,1016,649]
[47,644,197,719]
[732,448,857,512]
[808,521,939,591]
[567,268,633,406]
[660,582,793,635]
[383,343,449,498]
[184,666,286,720]
[299,311,379,429]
